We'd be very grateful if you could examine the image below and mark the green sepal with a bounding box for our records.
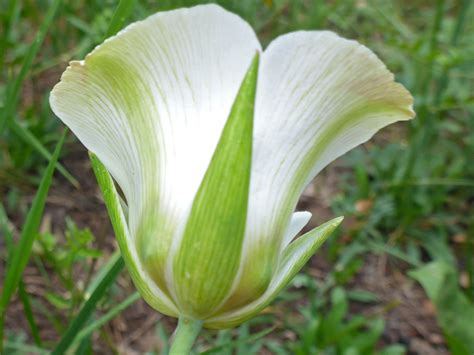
[205,216,343,328]
[173,54,259,318]
[89,152,178,317]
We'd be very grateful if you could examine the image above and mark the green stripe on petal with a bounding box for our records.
[231,31,414,309]
[205,217,343,328]
[50,5,262,300]
[90,153,178,316]
[172,54,259,319]
[219,210,311,313]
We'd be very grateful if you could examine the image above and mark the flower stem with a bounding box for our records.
[169,316,203,355]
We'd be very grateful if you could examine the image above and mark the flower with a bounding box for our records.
[50,4,414,328]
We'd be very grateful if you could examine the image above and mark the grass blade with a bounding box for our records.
[0,129,67,350]
[74,335,92,355]
[51,255,125,355]
[4,341,47,355]
[104,0,136,38]
[74,292,140,344]
[0,203,14,260]
[0,0,62,131]
[0,205,43,347]
[85,250,121,294]
[9,120,79,187]
[18,281,43,347]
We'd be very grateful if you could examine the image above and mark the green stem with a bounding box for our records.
[169,316,203,355]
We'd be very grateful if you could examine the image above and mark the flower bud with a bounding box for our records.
[51,4,414,328]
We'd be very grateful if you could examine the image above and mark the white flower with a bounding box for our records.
[50,4,414,328]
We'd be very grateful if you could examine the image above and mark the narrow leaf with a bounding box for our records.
[74,292,140,344]
[104,0,136,38]
[9,120,79,187]
[52,255,125,355]
[0,203,14,265]
[18,281,43,347]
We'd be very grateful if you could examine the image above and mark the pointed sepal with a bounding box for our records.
[172,54,260,318]
[205,216,343,328]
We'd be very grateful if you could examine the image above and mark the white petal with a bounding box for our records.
[90,153,178,316]
[281,211,312,252]
[229,31,414,307]
[50,5,261,294]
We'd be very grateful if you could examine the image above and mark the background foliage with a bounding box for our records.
[1,0,473,354]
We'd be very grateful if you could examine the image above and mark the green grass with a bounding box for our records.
[0,129,66,350]
[52,252,124,355]
[1,0,473,353]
